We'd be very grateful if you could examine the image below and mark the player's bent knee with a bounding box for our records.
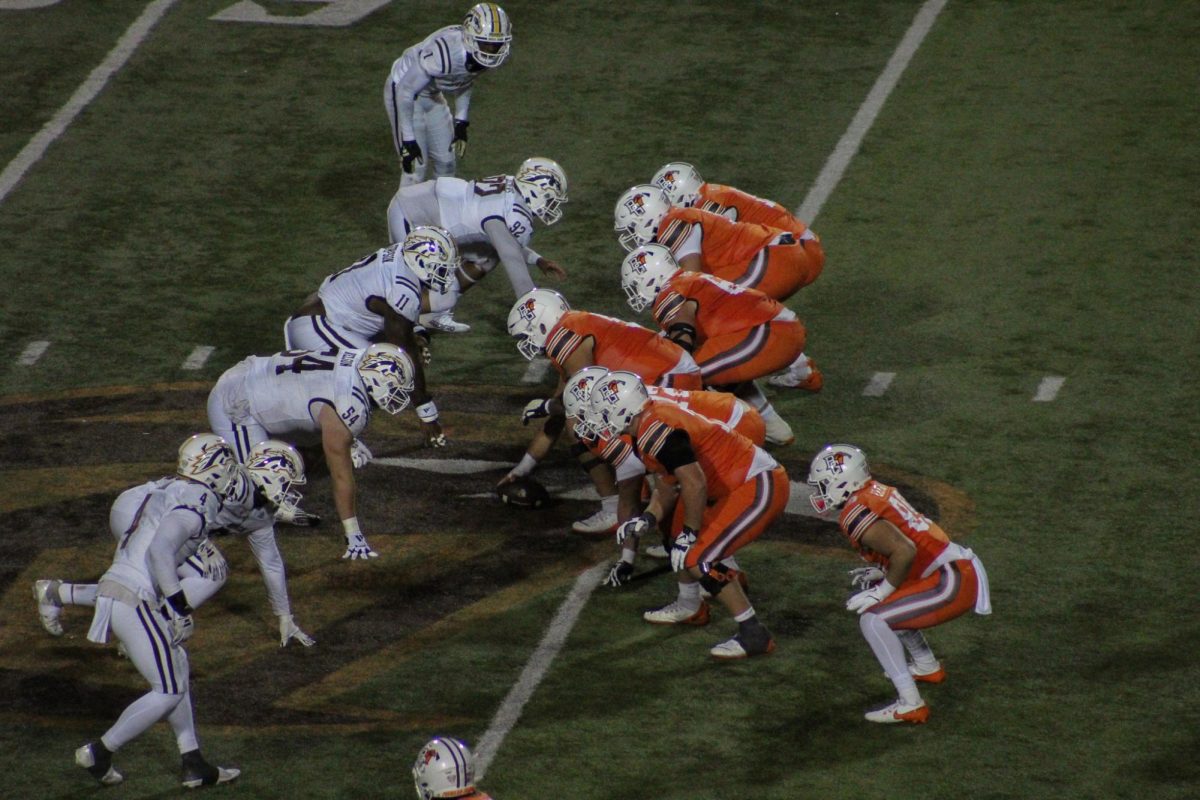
[698,561,743,597]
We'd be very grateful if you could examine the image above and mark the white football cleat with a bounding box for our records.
[181,751,240,789]
[762,413,794,446]
[864,698,930,724]
[423,311,470,333]
[643,600,709,625]
[33,579,64,636]
[710,630,775,659]
[76,742,123,786]
[571,507,617,535]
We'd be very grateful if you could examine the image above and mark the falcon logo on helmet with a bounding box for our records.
[402,226,459,293]
[177,434,238,498]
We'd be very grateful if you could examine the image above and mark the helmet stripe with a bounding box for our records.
[487,3,501,35]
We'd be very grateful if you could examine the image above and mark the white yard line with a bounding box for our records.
[474,561,608,781]
[0,0,181,207]
[1033,375,1065,402]
[863,371,896,397]
[17,340,50,366]
[795,0,948,224]
[181,345,214,371]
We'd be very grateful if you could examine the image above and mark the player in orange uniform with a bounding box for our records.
[807,444,992,724]
[652,161,810,237]
[589,371,788,659]
[614,184,823,302]
[502,289,702,533]
[621,245,820,443]
[412,737,493,800]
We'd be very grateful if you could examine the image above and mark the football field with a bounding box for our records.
[1,1,1198,798]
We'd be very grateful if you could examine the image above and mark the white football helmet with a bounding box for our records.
[588,370,649,439]
[515,157,568,225]
[177,434,237,497]
[807,444,872,514]
[402,226,459,293]
[620,244,681,313]
[357,343,417,415]
[507,288,570,360]
[652,161,704,207]
[562,366,609,439]
[244,440,306,518]
[462,3,512,68]
[412,737,476,800]
[613,184,671,252]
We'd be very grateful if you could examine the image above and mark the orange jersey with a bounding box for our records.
[655,207,779,280]
[544,310,688,383]
[838,480,951,580]
[698,183,809,237]
[632,398,771,497]
[652,271,785,340]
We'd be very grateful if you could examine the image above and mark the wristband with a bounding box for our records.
[415,401,438,422]
[342,517,361,536]
[511,453,538,477]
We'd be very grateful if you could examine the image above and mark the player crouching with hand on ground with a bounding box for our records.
[807,444,992,724]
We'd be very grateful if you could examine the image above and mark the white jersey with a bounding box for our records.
[318,244,422,336]
[222,350,373,446]
[389,25,480,105]
[100,478,221,602]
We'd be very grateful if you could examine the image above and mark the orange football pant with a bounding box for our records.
[871,559,980,630]
[695,319,806,386]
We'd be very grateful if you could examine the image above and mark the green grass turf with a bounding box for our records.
[1,1,1198,798]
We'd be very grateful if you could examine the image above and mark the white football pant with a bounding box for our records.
[384,82,456,186]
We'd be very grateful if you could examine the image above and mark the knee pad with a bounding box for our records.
[698,561,743,597]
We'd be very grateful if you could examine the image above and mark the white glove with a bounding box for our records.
[615,513,655,546]
[342,532,379,560]
[846,580,895,615]
[278,614,316,647]
[669,527,697,572]
[849,565,886,591]
[350,439,373,469]
[521,398,552,425]
[166,609,193,646]
[603,560,634,587]
[195,538,228,582]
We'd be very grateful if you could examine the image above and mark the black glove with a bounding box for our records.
[451,120,469,158]
[401,139,423,173]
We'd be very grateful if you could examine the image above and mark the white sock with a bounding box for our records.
[677,581,701,609]
[898,629,938,671]
[601,494,618,514]
[733,606,756,623]
[60,583,98,607]
[788,352,812,378]
[861,613,921,706]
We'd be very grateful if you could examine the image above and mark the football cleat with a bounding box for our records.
[76,742,123,786]
[864,699,930,724]
[643,600,709,626]
[571,507,617,535]
[910,662,946,684]
[33,579,64,636]
[762,413,795,446]
[710,630,776,660]
[767,358,824,392]
[423,310,471,333]
[181,750,240,789]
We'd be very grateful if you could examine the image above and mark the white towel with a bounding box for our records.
[86,596,113,644]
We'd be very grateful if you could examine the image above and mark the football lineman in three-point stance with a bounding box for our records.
[206,344,417,560]
[413,737,494,800]
[385,3,513,186]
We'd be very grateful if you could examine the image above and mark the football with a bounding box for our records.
[496,477,551,509]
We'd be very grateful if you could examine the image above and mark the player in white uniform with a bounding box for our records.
[207,344,416,560]
[73,435,240,789]
[34,440,316,648]
[386,157,568,333]
[285,228,456,446]
[385,3,512,185]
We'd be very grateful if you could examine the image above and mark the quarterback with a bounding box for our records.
[385,3,513,185]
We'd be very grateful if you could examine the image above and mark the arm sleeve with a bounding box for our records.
[482,216,535,297]
[452,85,473,122]
[246,524,292,617]
[655,429,698,474]
[615,452,648,482]
[149,509,205,599]
[393,62,434,141]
